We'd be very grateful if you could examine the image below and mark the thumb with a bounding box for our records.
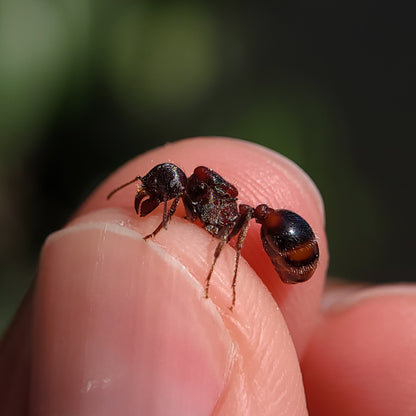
[30,207,307,415]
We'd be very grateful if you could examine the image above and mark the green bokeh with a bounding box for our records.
[105,3,220,120]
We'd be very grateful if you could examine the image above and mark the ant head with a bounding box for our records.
[107,163,187,217]
[141,163,187,200]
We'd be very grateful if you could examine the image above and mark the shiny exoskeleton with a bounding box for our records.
[107,162,319,310]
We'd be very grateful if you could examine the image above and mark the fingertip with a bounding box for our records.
[302,285,416,415]
[78,137,328,355]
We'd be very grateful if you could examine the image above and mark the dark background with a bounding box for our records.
[1,1,414,333]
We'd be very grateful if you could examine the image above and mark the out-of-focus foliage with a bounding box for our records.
[0,0,91,156]
[0,0,414,333]
[106,3,221,117]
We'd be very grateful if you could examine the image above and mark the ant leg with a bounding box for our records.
[204,238,227,299]
[230,209,253,310]
[143,197,181,240]
[165,195,181,229]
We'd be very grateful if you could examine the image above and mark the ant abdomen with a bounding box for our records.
[254,204,319,283]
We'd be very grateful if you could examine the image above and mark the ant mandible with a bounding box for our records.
[107,162,319,310]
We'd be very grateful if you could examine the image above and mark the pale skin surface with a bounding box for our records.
[1,137,415,415]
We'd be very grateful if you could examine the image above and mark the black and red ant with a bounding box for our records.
[107,162,319,310]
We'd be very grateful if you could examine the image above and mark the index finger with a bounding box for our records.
[79,136,328,355]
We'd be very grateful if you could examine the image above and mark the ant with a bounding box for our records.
[107,162,319,310]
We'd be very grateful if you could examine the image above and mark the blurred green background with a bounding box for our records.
[1,1,414,334]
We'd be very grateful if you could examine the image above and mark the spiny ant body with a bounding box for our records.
[107,162,319,310]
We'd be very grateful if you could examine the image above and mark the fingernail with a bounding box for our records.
[31,220,233,416]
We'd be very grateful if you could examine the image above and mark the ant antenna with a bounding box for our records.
[107,176,141,200]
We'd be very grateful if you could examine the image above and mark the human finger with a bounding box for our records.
[302,283,416,416]
[80,136,328,356]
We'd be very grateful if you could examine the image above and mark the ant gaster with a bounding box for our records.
[107,162,319,310]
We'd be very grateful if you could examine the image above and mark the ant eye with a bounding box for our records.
[256,208,319,283]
